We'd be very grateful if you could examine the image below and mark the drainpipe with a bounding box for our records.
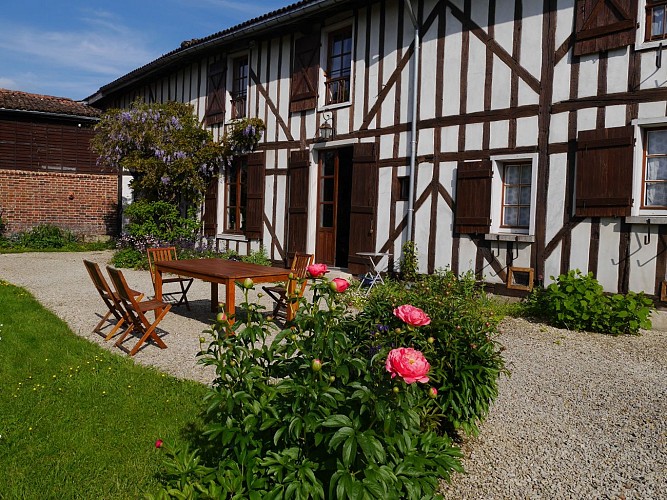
[404,0,419,242]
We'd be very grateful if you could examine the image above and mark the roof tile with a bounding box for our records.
[0,88,100,118]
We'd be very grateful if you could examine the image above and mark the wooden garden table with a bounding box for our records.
[153,258,292,323]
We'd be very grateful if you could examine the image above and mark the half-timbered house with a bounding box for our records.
[87,0,667,298]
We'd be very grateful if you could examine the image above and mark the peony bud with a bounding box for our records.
[199,336,206,343]
[330,278,350,293]
[392,386,400,394]
[428,387,438,399]
[155,439,163,449]
[427,336,435,344]
[216,312,227,322]
[311,359,322,372]
[329,375,336,382]
[243,278,254,289]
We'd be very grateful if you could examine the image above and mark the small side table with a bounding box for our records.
[357,252,391,295]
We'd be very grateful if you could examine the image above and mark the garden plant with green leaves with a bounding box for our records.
[153,266,506,499]
[524,269,653,335]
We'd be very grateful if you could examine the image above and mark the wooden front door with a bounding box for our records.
[316,148,353,266]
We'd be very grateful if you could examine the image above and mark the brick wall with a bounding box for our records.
[0,170,118,237]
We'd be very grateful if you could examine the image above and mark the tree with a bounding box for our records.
[92,100,225,207]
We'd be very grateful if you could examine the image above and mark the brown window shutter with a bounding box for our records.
[347,143,378,275]
[454,160,493,234]
[205,60,227,126]
[286,150,310,258]
[290,34,320,113]
[575,126,634,217]
[244,151,265,240]
[574,0,638,56]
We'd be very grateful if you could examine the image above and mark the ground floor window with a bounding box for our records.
[642,128,667,209]
[225,157,247,232]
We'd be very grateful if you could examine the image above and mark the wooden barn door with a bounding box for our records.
[287,150,310,260]
[347,143,378,275]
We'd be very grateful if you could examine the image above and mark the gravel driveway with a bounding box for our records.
[1,251,665,498]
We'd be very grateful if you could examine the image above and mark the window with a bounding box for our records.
[231,56,248,119]
[396,176,410,201]
[642,128,667,208]
[501,163,532,229]
[225,157,247,233]
[647,1,667,40]
[454,157,537,236]
[325,28,352,105]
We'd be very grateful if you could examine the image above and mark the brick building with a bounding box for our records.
[0,89,119,239]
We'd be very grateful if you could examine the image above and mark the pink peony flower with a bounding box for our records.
[393,304,431,327]
[385,347,430,384]
[331,277,350,292]
[155,439,163,449]
[307,263,329,277]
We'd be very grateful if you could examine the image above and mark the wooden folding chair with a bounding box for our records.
[83,260,144,341]
[146,247,193,310]
[106,266,172,356]
[262,253,314,318]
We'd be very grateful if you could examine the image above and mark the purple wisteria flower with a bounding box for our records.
[161,176,171,185]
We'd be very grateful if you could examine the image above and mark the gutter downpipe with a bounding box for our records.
[404,0,419,243]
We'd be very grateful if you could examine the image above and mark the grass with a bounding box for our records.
[0,279,208,499]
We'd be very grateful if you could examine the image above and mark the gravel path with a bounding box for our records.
[1,251,666,498]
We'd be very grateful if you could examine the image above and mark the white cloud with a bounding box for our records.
[0,77,19,90]
[0,11,156,79]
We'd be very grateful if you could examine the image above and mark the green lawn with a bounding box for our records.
[0,279,208,499]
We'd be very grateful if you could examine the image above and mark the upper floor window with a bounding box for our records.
[501,163,532,229]
[642,128,667,208]
[647,1,667,40]
[325,28,352,105]
[231,56,248,119]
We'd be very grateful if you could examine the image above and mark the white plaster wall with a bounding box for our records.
[544,245,562,285]
[489,120,509,149]
[546,153,568,244]
[366,3,381,131]
[466,35,487,114]
[379,134,394,160]
[458,236,477,275]
[577,55,599,98]
[491,55,512,109]
[549,112,568,144]
[380,16,399,129]
[353,9,368,130]
[552,57,571,104]
[420,15,439,121]
[518,79,539,106]
[577,107,597,132]
[376,167,393,252]
[492,0,515,57]
[418,128,435,157]
[520,0,543,79]
[470,0,489,28]
[606,48,629,94]
[515,116,538,147]
[414,162,434,273]
[596,219,620,292]
[605,105,627,128]
[442,126,458,151]
[569,221,590,273]
[628,224,658,294]
[443,12,462,117]
[640,48,667,90]
[435,163,456,270]
[465,122,484,152]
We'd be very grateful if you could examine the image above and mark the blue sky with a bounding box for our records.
[0,0,291,101]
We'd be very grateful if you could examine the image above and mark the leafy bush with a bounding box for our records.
[400,240,419,282]
[154,274,482,498]
[525,270,653,335]
[351,269,506,436]
[124,200,199,244]
[17,224,79,249]
[111,247,146,269]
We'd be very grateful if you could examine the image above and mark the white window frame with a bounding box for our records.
[489,153,539,236]
[631,117,667,217]
[318,21,354,111]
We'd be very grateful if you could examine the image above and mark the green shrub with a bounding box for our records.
[124,200,199,243]
[525,270,653,335]
[110,247,145,269]
[400,240,419,282]
[352,269,506,436]
[240,246,271,266]
[18,224,78,249]
[154,275,479,498]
